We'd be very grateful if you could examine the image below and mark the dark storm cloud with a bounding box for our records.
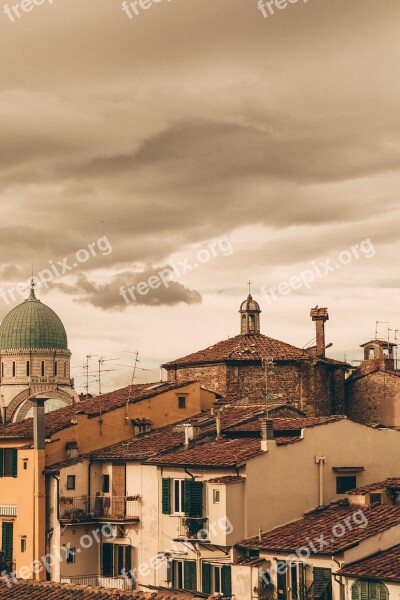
[55,270,202,310]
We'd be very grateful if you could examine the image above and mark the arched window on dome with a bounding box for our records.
[241,314,247,335]
[64,363,67,378]
[1,362,3,378]
[249,314,255,333]
[26,361,30,377]
[12,362,16,378]
[54,362,58,377]
[352,580,389,600]
[41,361,45,377]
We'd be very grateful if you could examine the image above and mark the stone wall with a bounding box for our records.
[166,360,346,417]
[346,371,400,426]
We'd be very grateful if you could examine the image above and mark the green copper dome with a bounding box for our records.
[0,287,68,350]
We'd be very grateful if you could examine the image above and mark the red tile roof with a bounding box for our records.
[236,500,400,554]
[145,436,263,468]
[206,475,245,484]
[0,381,196,440]
[337,543,400,582]
[163,333,313,366]
[0,579,195,599]
[226,415,346,433]
[347,363,400,383]
[347,477,400,495]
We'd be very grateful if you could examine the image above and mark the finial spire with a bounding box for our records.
[27,277,37,301]
[248,280,252,296]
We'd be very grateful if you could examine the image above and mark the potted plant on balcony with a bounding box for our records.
[182,516,208,539]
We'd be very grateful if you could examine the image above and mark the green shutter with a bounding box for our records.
[184,561,197,591]
[222,565,232,596]
[0,449,3,478]
[352,582,361,600]
[202,562,211,595]
[184,480,203,517]
[12,449,17,478]
[313,567,331,597]
[277,561,287,600]
[2,522,13,561]
[162,478,171,514]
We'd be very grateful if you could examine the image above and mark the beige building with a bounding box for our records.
[235,478,400,600]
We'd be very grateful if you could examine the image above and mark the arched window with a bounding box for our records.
[352,580,389,600]
[249,314,255,332]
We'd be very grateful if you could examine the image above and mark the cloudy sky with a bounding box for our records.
[1,0,399,393]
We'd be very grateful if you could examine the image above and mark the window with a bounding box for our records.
[23,461,28,470]
[41,361,45,377]
[2,522,13,562]
[102,474,110,494]
[368,348,375,358]
[352,580,388,600]
[54,361,58,376]
[12,362,16,378]
[0,448,18,478]
[174,479,185,514]
[63,545,76,564]
[370,493,382,505]
[1,362,3,378]
[249,314,255,332]
[26,361,30,377]
[178,397,186,409]
[64,362,67,377]
[336,476,357,494]
[20,538,27,553]
[202,563,231,596]
[66,475,76,490]
[172,560,197,591]
[213,489,221,504]
[102,544,132,577]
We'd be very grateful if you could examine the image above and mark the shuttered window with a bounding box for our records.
[2,522,13,561]
[184,561,197,591]
[202,562,211,595]
[277,561,287,600]
[222,565,232,596]
[184,480,203,517]
[0,449,18,478]
[162,478,171,514]
[352,581,389,600]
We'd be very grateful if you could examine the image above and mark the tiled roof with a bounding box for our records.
[0,579,194,599]
[337,543,400,582]
[236,501,400,554]
[163,333,348,369]
[162,333,313,366]
[347,363,400,383]
[226,415,345,434]
[0,381,196,440]
[145,436,263,468]
[206,475,245,484]
[347,478,400,495]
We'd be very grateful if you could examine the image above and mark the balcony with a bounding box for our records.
[178,516,209,541]
[59,495,140,523]
[60,575,135,590]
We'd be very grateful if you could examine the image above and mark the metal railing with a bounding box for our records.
[61,575,135,590]
[59,496,140,521]
[178,516,209,540]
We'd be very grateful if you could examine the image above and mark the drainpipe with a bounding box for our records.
[316,456,326,506]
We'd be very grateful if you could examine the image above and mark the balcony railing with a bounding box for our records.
[59,496,140,522]
[60,575,135,590]
[179,516,209,540]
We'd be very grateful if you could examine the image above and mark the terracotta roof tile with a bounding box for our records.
[0,579,195,599]
[236,501,400,554]
[162,333,313,367]
[337,543,400,582]
[206,475,245,484]
[145,436,263,468]
[0,381,196,440]
[226,415,346,434]
[347,477,400,495]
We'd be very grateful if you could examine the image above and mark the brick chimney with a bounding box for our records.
[32,397,47,450]
[261,418,274,452]
[310,308,329,357]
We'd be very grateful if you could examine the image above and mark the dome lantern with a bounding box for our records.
[239,282,261,335]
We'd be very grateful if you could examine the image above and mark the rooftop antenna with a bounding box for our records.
[85,354,98,400]
[125,351,140,418]
[98,357,119,396]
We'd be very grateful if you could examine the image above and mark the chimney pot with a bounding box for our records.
[310,307,329,357]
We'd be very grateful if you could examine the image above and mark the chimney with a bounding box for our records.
[32,397,47,450]
[310,307,329,357]
[215,409,222,440]
[261,418,274,452]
